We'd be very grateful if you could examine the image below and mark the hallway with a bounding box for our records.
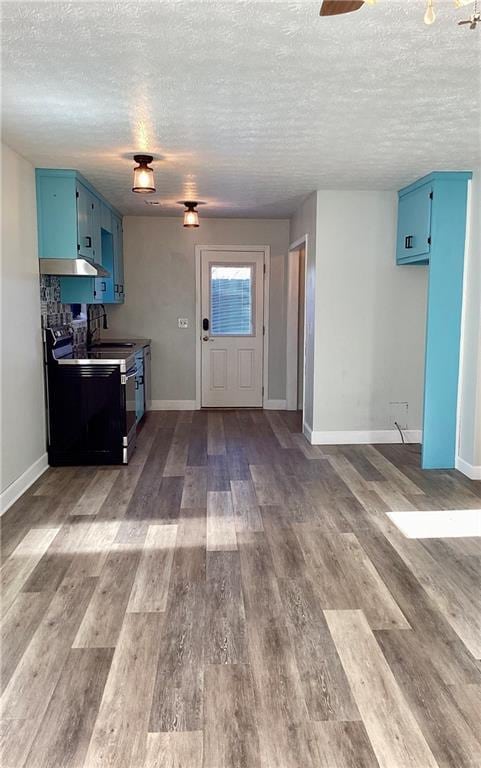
[1,409,481,767]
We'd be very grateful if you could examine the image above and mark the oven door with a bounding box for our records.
[122,365,138,452]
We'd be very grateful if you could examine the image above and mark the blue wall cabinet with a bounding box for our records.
[36,169,124,305]
[112,215,125,303]
[396,182,432,264]
[100,201,113,233]
[396,172,472,469]
[76,181,101,261]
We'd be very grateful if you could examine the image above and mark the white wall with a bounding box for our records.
[289,192,317,430]
[307,190,427,438]
[1,144,47,511]
[457,168,481,477]
[105,216,290,404]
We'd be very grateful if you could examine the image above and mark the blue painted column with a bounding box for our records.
[422,175,471,468]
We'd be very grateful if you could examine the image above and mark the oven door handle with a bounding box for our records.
[121,368,138,384]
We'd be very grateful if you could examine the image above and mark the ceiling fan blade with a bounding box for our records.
[320,1,364,17]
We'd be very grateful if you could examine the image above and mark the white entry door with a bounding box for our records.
[201,248,265,407]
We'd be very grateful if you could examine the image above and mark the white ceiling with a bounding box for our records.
[2,0,480,218]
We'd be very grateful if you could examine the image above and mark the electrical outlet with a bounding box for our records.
[178,318,189,329]
[389,401,408,430]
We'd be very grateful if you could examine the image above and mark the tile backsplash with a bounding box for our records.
[87,304,108,344]
[40,275,88,348]
[39,276,109,351]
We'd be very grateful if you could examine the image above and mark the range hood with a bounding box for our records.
[39,258,110,278]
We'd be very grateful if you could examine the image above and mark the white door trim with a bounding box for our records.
[286,235,309,412]
[195,244,270,409]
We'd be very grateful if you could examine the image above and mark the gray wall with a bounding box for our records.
[313,190,427,433]
[1,144,46,503]
[106,216,290,403]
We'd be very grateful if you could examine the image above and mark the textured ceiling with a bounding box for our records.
[2,0,480,217]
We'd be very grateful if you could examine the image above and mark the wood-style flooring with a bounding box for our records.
[1,409,481,768]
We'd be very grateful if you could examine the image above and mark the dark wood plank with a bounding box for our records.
[84,612,163,767]
[207,454,230,491]
[279,577,360,721]
[325,609,438,768]
[148,580,205,732]
[0,591,53,694]
[155,476,184,521]
[181,466,207,509]
[237,531,283,623]
[357,529,481,684]
[22,518,86,592]
[264,521,306,578]
[375,628,481,768]
[204,664,261,768]
[24,647,113,768]
[205,551,247,664]
[0,577,96,768]
[295,528,410,629]
[313,721,380,768]
[73,550,140,648]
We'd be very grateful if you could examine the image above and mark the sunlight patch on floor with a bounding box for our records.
[388,508,481,539]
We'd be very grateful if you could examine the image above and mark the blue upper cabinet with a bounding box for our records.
[36,169,124,304]
[396,182,432,264]
[396,171,472,470]
[36,172,78,260]
[112,214,125,303]
[76,180,101,261]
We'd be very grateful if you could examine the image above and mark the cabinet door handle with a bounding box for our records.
[85,236,92,248]
[119,284,124,294]
[100,281,106,292]
[405,235,413,249]
[114,283,119,293]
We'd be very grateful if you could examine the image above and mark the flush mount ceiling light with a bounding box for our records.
[178,200,205,228]
[132,154,155,193]
[319,0,478,27]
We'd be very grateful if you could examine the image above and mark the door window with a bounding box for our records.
[209,264,254,336]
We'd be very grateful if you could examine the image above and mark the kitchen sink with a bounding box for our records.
[90,342,136,348]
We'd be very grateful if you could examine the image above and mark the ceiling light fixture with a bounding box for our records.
[132,154,155,193]
[458,0,480,27]
[319,0,478,27]
[178,200,205,228]
[424,0,436,24]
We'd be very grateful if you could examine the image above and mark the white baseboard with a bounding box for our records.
[0,453,49,516]
[455,456,481,480]
[263,399,287,410]
[151,400,197,411]
[309,429,422,445]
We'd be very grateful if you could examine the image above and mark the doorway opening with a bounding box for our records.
[286,236,308,414]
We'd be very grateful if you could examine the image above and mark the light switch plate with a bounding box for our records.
[178,318,189,329]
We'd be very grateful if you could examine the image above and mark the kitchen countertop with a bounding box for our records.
[54,337,151,372]
[95,337,151,348]
[56,347,137,372]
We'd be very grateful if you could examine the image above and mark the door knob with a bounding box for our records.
[203,335,209,341]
